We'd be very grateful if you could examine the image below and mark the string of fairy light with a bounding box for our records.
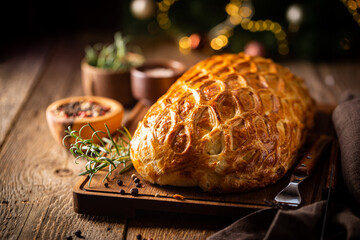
[175,0,289,55]
[341,0,360,27]
[154,0,359,55]
[156,0,176,30]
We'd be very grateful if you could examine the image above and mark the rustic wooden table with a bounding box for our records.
[1,32,359,240]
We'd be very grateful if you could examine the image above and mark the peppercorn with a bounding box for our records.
[130,188,139,196]
[131,174,137,180]
[134,178,140,183]
[136,234,142,240]
[135,182,141,188]
[104,182,109,188]
[119,189,125,195]
[66,236,72,240]
[74,230,82,238]
[117,179,123,186]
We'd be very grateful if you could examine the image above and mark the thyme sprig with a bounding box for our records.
[63,123,133,186]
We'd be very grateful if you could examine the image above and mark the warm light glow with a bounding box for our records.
[210,37,224,50]
[254,21,261,31]
[341,0,360,27]
[276,31,286,40]
[158,2,169,11]
[189,34,201,49]
[209,0,290,55]
[229,15,243,25]
[131,0,155,19]
[272,23,282,33]
[278,43,289,55]
[239,6,252,18]
[179,36,191,50]
[226,3,239,16]
[247,21,254,30]
[156,0,176,30]
[218,35,229,46]
[348,0,357,10]
[159,20,171,29]
[286,4,303,23]
[264,20,272,27]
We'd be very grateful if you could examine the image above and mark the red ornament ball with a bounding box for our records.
[244,41,266,57]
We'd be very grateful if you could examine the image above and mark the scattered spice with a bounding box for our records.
[135,182,142,188]
[131,174,137,180]
[130,187,139,196]
[104,182,109,188]
[173,194,185,200]
[117,179,123,186]
[154,193,160,198]
[134,178,140,183]
[54,100,110,119]
[74,230,84,238]
[66,236,73,240]
[119,189,125,195]
[136,234,142,240]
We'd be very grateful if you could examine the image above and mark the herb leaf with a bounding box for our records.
[63,123,133,187]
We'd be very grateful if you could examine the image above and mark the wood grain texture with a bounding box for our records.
[0,43,48,148]
[126,211,235,240]
[285,62,337,105]
[0,35,127,240]
[72,105,335,223]
[1,31,359,240]
[316,62,360,102]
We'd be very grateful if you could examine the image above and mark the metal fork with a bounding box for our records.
[274,172,308,208]
[271,135,332,208]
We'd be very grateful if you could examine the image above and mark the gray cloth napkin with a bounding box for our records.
[208,91,360,240]
[208,201,360,240]
[333,91,360,205]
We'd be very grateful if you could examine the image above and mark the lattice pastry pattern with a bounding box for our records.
[130,53,315,192]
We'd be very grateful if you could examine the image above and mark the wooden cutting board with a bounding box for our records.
[73,104,338,218]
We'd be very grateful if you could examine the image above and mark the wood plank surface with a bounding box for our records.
[285,62,337,105]
[0,31,359,240]
[0,43,48,148]
[73,104,335,223]
[316,62,360,102]
[0,35,127,240]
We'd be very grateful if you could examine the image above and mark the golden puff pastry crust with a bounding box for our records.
[130,53,315,193]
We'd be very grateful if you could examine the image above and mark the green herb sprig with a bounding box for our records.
[85,31,144,71]
[63,123,133,186]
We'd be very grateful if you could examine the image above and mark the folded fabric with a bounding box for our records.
[332,91,360,205]
[208,201,360,240]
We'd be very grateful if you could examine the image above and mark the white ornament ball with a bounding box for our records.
[131,0,155,20]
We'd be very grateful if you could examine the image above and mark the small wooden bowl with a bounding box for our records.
[46,96,124,148]
[130,59,186,106]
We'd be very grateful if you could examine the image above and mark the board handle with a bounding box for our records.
[294,135,332,177]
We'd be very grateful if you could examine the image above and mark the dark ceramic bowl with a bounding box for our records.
[81,52,144,108]
[130,59,186,106]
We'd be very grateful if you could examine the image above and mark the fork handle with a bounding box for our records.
[293,135,332,177]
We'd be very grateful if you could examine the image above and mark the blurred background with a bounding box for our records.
[2,0,360,61]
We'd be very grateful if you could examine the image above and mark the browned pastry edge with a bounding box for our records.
[130,53,315,193]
